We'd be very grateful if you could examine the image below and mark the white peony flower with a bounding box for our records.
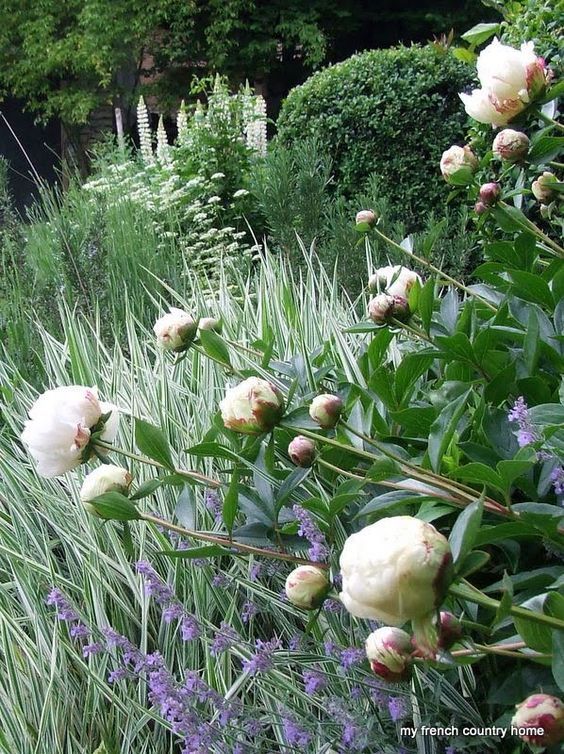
[21,386,111,477]
[365,626,413,682]
[372,265,422,300]
[220,377,285,434]
[153,307,198,352]
[460,39,548,126]
[80,464,132,508]
[285,565,330,609]
[339,516,453,625]
[198,316,222,333]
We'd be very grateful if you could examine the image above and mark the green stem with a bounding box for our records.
[450,581,564,631]
[141,512,327,568]
[499,201,564,258]
[94,441,221,488]
[192,344,244,376]
[536,110,564,133]
[450,641,550,659]
[389,317,432,343]
[372,226,498,312]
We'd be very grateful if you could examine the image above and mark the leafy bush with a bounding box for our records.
[276,45,472,227]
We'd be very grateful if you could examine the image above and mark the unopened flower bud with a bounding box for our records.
[339,516,453,624]
[309,394,343,429]
[154,307,198,352]
[391,295,410,321]
[437,611,463,650]
[220,377,285,435]
[365,627,413,682]
[355,209,377,230]
[288,436,316,467]
[198,317,222,333]
[532,171,557,203]
[492,129,530,162]
[80,464,132,516]
[479,182,501,206]
[474,200,489,215]
[511,694,564,748]
[440,145,478,185]
[285,565,330,609]
[368,293,395,323]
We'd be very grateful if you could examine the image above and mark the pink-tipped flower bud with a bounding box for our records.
[285,565,330,609]
[532,171,557,203]
[154,307,198,352]
[339,516,453,624]
[309,394,343,429]
[355,209,377,230]
[368,293,395,323]
[198,317,222,333]
[288,435,316,467]
[220,377,285,435]
[492,129,530,162]
[437,611,463,650]
[80,464,132,516]
[440,145,478,185]
[479,182,501,207]
[511,694,564,748]
[365,627,413,682]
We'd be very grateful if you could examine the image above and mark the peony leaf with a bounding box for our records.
[175,485,196,530]
[135,418,174,470]
[89,492,140,521]
[428,388,470,472]
[449,497,484,568]
[461,22,500,47]
[199,329,231,368]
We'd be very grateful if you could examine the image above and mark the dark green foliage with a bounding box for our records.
[276,45,472,228]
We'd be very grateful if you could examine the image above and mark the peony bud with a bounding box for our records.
[479,182,501,206]
[437,611,463,650]
[365,627,413,682]
[154,307,198,352]
[355,209,377,230]
[288,436,316,467]
[339,516,453,625]
[511,694,564,748]
[220,377,285,435]
[532,171,557,203]
[390,295,410,322]
[80,464,132,516]
[371,265,422,300]
[285,565,330,609]
[474,200,489,215]
[368,293,395,323]
[198,317,222,333]
[492,129,530,162]
[309,394,343,429]
[440,145,478,185]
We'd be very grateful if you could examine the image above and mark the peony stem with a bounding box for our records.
[535,110,564,133]
[449,581,564,631]
[94,441,221,488]
[191,344,244,376]
[450,641,550,659]
[498,201,564,258]
[389,318,433,343]
[140,512,328,568]
[371,226,498,312]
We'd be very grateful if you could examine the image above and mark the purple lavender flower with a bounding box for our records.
[551,465,564,495]
[242,637,282,675]
[241,600,258,623]
[282,716,312,746]
[339,647,365,669]
[341,719,364,749]
[288,633,303,651]
[163,603,184,624]
[181,615,201,641]
[83,642,104,658]
[46,587,79,622]
[210,622,239,656]
[108,667,128,683]
[302,666,327,695]
[323,598,343,613]
[388,696,409,722]
[445,747,457,754]
[136,560,175,603]
[292,504,329,562]
[249,562,262,581]
[69,623,90,639]
[212,572,229,588]
[205,490,222,521]
[508,397,538,447]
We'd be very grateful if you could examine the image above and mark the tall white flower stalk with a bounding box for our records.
[137,96,155,166]
[244,95,267,157]
[176,100,189,145]
[156,116,172,167]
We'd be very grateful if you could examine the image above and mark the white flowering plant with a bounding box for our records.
[2,28,564,754]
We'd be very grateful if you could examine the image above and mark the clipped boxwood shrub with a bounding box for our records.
[276,45,472,228]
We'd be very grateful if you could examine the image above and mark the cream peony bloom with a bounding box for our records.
[80,464,132,506]
[440,144,478,184]
[511,694,564,748]
[373,265,422,300]
[220,377,285,434]
[153,307,198,351]
[21,386,104,477]
[460,39,548,126]
[339,516,453,624]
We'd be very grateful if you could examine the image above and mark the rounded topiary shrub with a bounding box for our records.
[276,45,472,228]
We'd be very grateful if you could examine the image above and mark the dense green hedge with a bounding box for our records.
[276,45,472,227]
